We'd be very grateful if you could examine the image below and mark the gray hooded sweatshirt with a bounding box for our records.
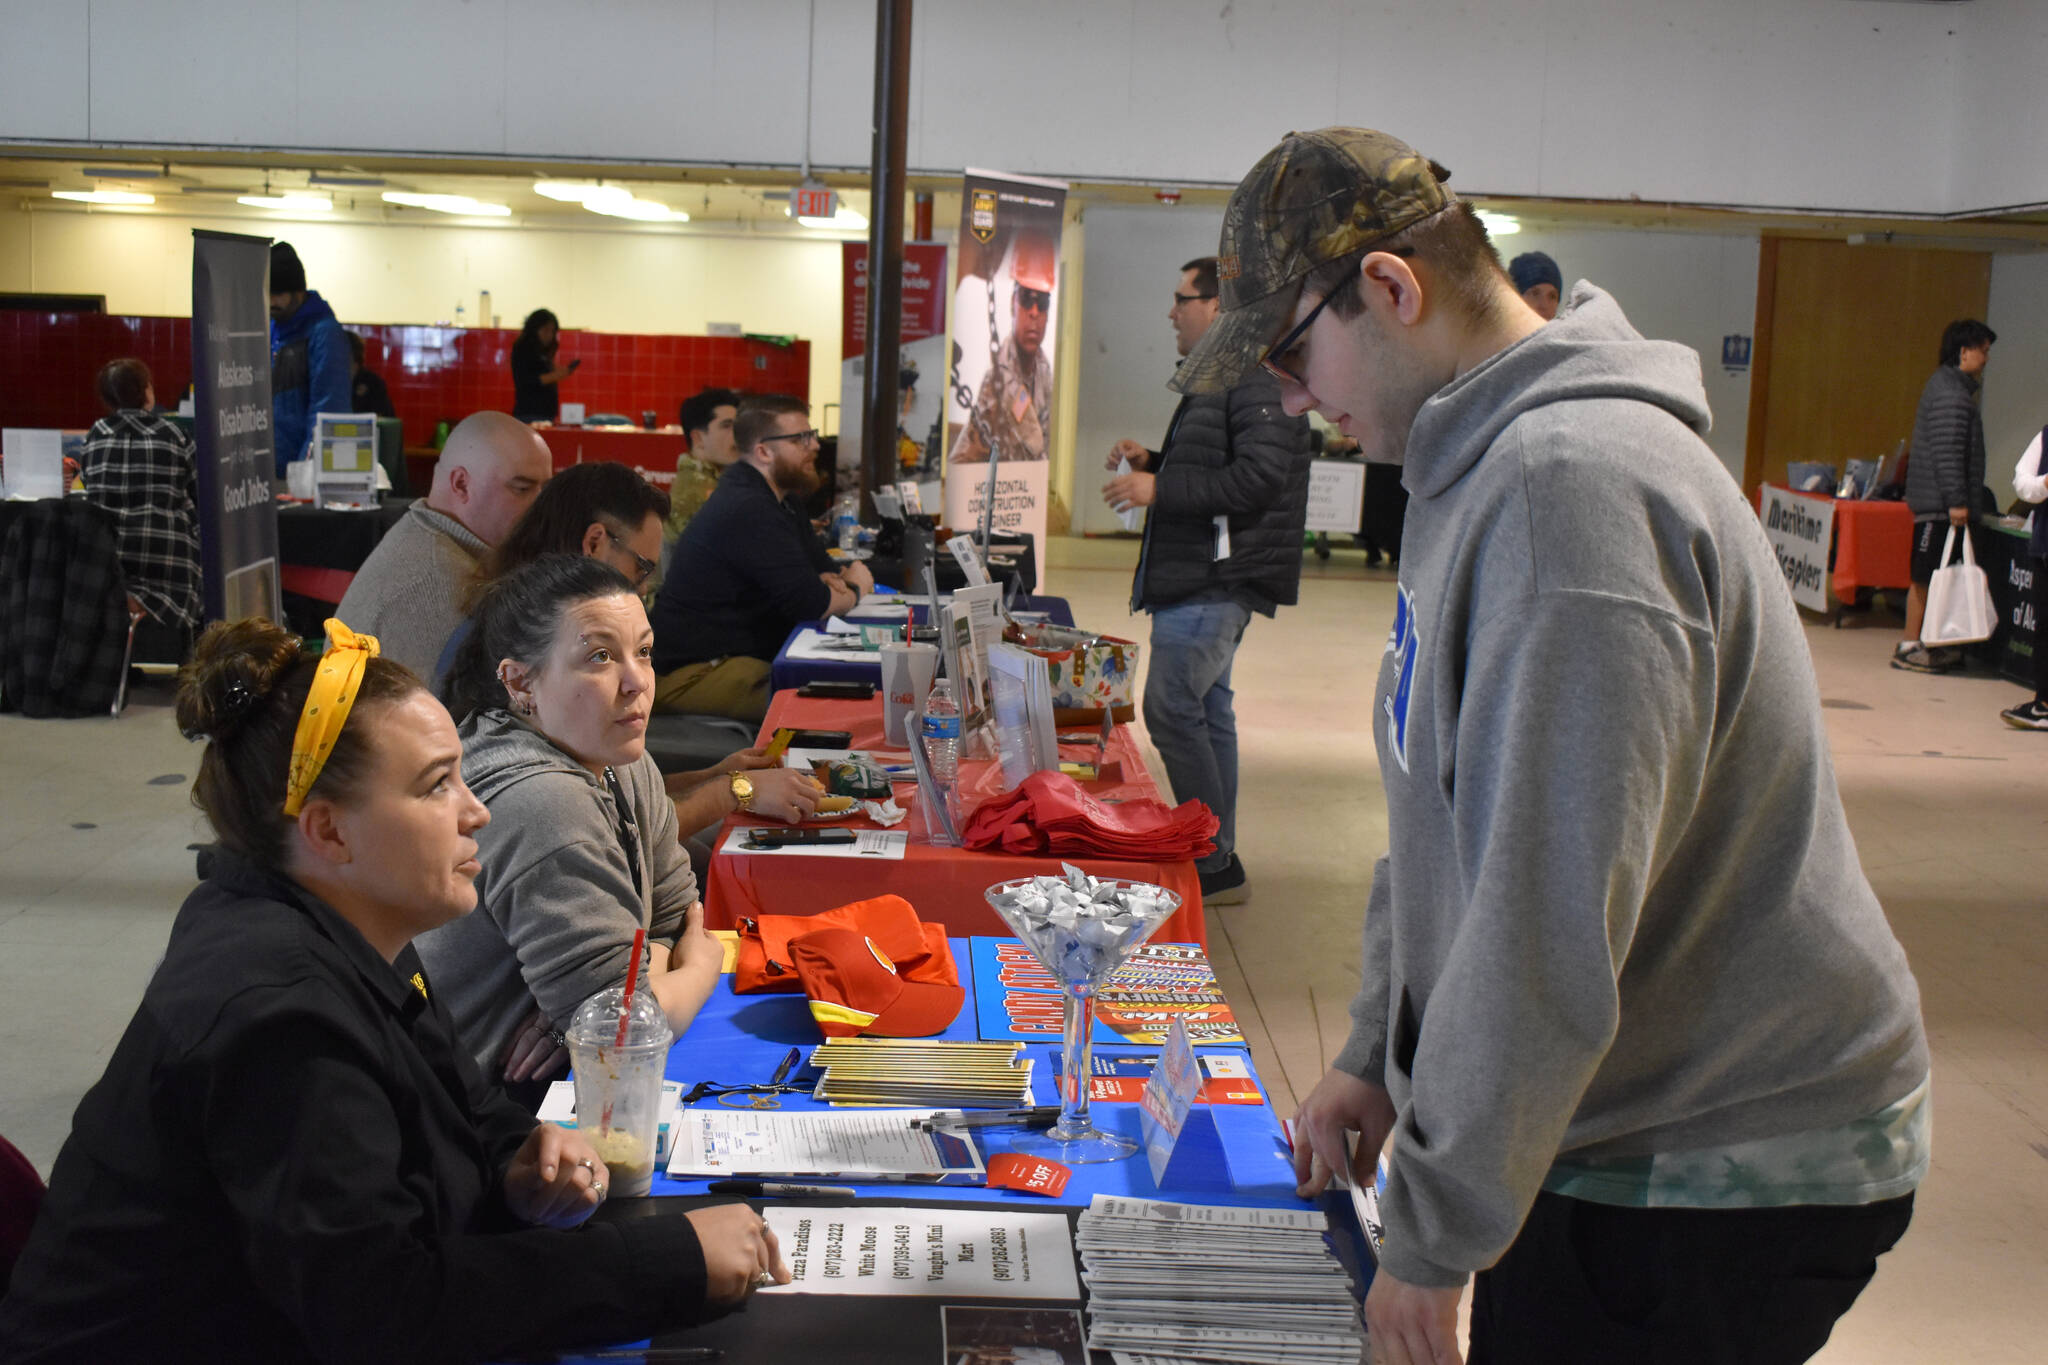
[1332,283,1928,1289]
[415,709,697,1079]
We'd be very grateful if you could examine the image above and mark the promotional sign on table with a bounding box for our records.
[1137,1019,1232,1192]
[1305,458,1367,535]
[191,229,283,622]
[840,241,950,489]
[1758,484,1835,613]
[761,1205,1080,1299]
[944,168,1067,560]
[972,938,1244,1045]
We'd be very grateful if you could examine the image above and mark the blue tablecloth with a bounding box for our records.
[768,594,1076,692]
[655,938,1308,1211]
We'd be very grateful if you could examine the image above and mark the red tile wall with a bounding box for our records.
[0,314,811,448]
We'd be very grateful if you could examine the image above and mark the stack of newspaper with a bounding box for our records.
[1075,1194,1366,1364]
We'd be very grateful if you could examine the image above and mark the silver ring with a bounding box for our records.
[549,1029,567,1048]
[591,1181,606,1199]
[753,1271,776,1288]
[576,1158,595,1172]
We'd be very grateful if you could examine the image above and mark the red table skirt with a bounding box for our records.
[535,426,687,473]
[701,691,1207,949]
[1755,484,1914,601]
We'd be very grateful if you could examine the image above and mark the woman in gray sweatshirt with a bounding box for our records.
[418,554,725,1099]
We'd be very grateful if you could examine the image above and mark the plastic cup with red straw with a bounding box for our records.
[597,925,648,1139]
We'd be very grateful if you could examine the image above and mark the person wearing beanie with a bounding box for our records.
[1509,250,1564,321]
[268,241,352,477]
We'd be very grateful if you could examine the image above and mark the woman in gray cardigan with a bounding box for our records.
[419,554,724,1103]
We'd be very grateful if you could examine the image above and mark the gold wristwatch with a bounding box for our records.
[728,771,756,812]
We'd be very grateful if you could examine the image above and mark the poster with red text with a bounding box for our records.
[839,241,949,491]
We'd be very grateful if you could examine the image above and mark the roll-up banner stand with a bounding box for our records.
[840,241,951,503]
[191,230,283,623]
[944,169,1067,562]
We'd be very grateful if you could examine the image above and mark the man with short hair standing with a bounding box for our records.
[337,411,551,680]
[651,396,872,722]
[666,387,740,548]
[1102,255,1311,906]
[1895,318,1996,673]
[1181,128,1927,1364]
[267,242,352,475]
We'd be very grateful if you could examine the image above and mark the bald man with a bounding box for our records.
[337,411,552,680]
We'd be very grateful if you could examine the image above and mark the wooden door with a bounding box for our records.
[1743,237,1992,496]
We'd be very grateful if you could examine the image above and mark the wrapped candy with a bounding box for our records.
[986,870,1177,988]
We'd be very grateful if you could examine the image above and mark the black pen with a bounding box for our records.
[707,1180,858,1198]
[912,1106,1061,1130]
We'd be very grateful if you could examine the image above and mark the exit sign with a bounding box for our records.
[793,185,837,219]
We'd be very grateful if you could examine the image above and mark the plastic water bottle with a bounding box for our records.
[833,493,860,552]
[921,678,961,840]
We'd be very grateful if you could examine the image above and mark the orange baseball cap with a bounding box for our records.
[787,928,966,1038]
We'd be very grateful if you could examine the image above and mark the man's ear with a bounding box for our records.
[297,799,352,867]
[580,522,608,558]
[1361,251,1426,327]
[447,465,471,503]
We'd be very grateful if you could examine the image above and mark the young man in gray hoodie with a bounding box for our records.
[1175,129,1929,1365]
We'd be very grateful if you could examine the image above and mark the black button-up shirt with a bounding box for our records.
[651,460,835,672]
[0,854,711,1364]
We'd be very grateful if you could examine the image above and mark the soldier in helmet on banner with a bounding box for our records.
[949,232,1056,464]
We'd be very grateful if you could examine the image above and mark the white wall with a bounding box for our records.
[0,0,1994,216]
[1501,228,1761,481]
[1984,250,2048,473]
[1067,206,1761,536]
[1953,0,2048,214]
[4,207,848,401]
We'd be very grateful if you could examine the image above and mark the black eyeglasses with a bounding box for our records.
[762,427,821,446]
[1171,292,1216,308]
[604,528,658,588]
[1261,248,1412,386]
[1015,287,1051,313]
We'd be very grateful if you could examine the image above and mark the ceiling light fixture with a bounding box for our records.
[794,205,868,231]
[1476,209,1521,236]
[381,191,511,217]
[237,193,333,212]
[51,189,154,205]
[579,186,689,222]
[533,180,606,203]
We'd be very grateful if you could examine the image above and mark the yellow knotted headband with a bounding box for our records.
[283,619,380,816]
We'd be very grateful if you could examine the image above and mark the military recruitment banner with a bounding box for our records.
[191,230,282,623]
[839,241,950,495]
[944,169,1067,556]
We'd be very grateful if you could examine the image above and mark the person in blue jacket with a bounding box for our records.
[269,240,352,476]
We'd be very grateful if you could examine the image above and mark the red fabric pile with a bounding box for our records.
[962,770,1217,860]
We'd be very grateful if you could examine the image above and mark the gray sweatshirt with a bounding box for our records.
[334,502,485,683]
[1333,283,1928,1289]
[415,709,697,1079]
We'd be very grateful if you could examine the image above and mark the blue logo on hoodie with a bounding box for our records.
[1384,584,1417,774]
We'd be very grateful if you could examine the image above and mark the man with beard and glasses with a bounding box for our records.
[649,395,871,722]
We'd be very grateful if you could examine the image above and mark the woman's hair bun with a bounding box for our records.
[175,619,305,743]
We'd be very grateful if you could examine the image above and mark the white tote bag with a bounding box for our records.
[1920,526,1998,647]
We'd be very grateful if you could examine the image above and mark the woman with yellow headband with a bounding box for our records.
[0,617,787,1364]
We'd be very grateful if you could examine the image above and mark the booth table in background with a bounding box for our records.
[703,690,1207,948]
[770,595,1075,691]
[274,499,412,635]
[533,425,686,473]
[1977,518,2037,688]
[1756,483,1914,608]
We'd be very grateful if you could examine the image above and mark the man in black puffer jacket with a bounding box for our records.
[1103,255,1312,905]
[1895,318,1994,673]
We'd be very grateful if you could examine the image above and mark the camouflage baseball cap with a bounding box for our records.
[1171,127,1456,395]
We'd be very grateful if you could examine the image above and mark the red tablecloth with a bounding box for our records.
[702,691,1207,948]
[1756,485,1914,601]
[535,426,687,472]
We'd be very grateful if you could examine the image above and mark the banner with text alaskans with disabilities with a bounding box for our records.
[1759,485,1836,613]
[191,229,282,623]
[762,1206,1080,1299]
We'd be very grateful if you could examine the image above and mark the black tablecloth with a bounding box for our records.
[275,498,414,571]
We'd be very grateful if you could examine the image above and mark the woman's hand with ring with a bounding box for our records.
[500,1005,570,1083]
[688,1204,792,1304]
[748,767,825,824]
[503,1123,609,1230]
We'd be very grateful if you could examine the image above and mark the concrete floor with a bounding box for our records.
[1,533,2042,1360]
